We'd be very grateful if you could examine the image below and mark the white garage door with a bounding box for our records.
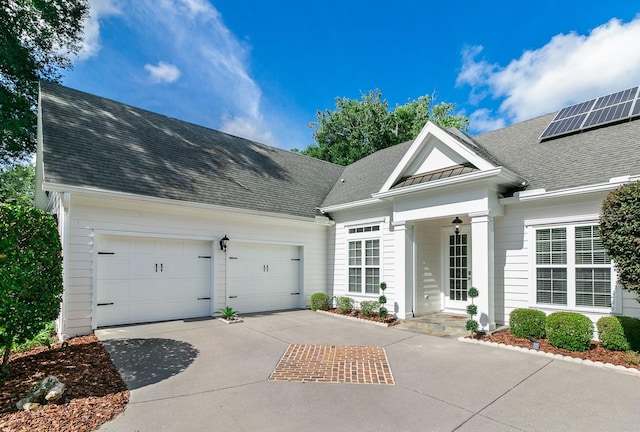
[97,235,212,327]
[226,243,301,314]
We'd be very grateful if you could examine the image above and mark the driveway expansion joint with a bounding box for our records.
[269,344,395,385]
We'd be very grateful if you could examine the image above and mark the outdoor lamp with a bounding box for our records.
[220,234,229,252]
[452,216,462,235]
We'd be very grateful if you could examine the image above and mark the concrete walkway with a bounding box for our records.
[96,310,640,432]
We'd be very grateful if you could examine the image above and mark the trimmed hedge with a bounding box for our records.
[509,308,546,339]
[546,312,594,352]
[597,316,630,351]
[616,316,640,352]
[310,292,331,311]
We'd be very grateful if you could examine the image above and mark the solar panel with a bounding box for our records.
[540,86,640,140]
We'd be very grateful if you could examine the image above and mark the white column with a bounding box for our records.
[392,220,414,319]
[470,212,495,330]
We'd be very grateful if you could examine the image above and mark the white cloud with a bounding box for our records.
[76,0,121,59]
[85,0,275,144]
[144,61,181,84]
[458,17,640,131]
[468,109,506,133]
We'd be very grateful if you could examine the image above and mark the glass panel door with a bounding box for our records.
[445,232,471,310]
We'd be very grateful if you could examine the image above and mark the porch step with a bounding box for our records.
[395,313,469,338]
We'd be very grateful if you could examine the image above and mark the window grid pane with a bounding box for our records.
[536,228,567,265]
[365,268,380,294]
[348,268,361,293]
[348,241,361,266]
[575,225,610,265]
[576,268,611,307]
[365,240,380,266]
[536,268,567,305]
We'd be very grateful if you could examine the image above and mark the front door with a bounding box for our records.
[444,230,471,312]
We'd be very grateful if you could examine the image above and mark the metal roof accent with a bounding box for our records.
[391,163,478,189]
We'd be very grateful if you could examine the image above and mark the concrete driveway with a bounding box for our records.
[96,310,640,432]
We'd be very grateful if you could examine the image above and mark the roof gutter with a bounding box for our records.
[318,197,384,214]
[500,175,640,204]
[42,181,328,225]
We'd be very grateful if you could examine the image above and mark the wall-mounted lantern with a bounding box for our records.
[451,216,463,236]
[220,234,229,252]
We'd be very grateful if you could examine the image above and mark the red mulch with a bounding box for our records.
[0,334,129,432]
[480,330,640,371]
[325,308,401,326]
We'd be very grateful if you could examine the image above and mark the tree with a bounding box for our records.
[600,181,640,300]
[294,89,469,165]
[0,204,63,374]
[0,164,35,206]
[1,0,88,164]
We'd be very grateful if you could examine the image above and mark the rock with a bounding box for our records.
[16,376,66,410]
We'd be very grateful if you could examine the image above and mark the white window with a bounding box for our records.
[347,225,380,294]
[534,224,612,309]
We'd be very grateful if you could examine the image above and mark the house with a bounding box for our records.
[36,81,640,338]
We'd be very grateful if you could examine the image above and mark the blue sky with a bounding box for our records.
[64,1,640,150]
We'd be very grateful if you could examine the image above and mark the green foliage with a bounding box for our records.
[310,292,331,311]
[0,164,35,206]
[359,300,380,317]
[1,1,89,164]
[378,307,388,318]
[468,287,479,298]
[466,319,479,333]
[600,181,640,298]
[217,306,238,319]
[378,295,387,305]
[13,321,55,353]
[294,89,469,166]
[509,308,547,339]
[0,204,63,371]
[466,304,477,316]
[379,282,387,291]
[625,351,640,365]
[610,316,640,352]
[545,312,594,352]
[596,316,630,351]
[336,296,354,314]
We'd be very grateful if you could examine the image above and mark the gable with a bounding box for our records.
[378,122,499,193]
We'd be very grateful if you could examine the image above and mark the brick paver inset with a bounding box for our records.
[269,344,394,385]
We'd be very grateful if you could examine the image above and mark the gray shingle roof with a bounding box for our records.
[320,141,413,208]
[39,81,344,219]
[474,113,640,191]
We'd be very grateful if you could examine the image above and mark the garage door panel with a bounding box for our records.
[97,235,212,327]
[227,243,301,314]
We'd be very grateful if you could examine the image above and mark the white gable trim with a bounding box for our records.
[318,197,383,213]
[379,121,497,193]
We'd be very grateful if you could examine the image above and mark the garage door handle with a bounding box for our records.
[97,302,114,306]
[155,263,158,272]
[290,292,300,295]
[198,297,211,300]
[229,296,238,299]
[161,263,163,272]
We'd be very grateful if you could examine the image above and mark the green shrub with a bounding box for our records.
[509,308,547,339]
[0,205,63,373]
[546,312,594,352]
[378,295,387,305]
[616,316,640,352]
[310,292,331,311]
[359,300,380,317]
[378,307,388,318]
[600,181,640,296]
[337,296,354,314]
[466,319,479,333]
[597,316,630,351]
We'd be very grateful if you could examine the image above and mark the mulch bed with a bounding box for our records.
[479,330,640,371]
[0,334,129,432]
[324,308,400,326]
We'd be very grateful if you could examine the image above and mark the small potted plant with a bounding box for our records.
[378,282,388,319]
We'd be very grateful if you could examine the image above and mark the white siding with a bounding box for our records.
[60,192,331,337]
[329,204,395,309]
[496,191,640,325]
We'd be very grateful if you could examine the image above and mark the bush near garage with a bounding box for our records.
[359,301,380,317]
[509,308,547,339]
[546,312,593,352]
[0,204,63,375]
[310,292,331,311]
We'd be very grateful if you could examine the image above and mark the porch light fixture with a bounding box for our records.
[220,235,229,252]
[451,216,463,235]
